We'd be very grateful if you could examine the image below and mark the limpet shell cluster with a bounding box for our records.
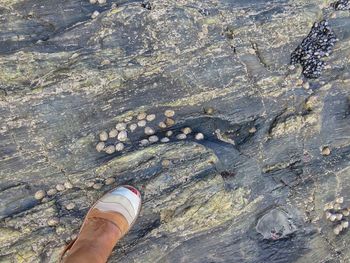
[95,109,205,154]
[324,196,349,235]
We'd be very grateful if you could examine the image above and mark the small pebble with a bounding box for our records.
[160,137,170,143]
[124,116,133,122]
[34,190,46,200]
[165,130,173,137]
[334,203,341,210]
[56,184,65,192]
[89,0,97,4]
[144,127,155,135]
[182,127,192,135]
[65,203,75,210]
[129,123,138,131]
[158,122,167,128]
[55,226,65,235]
[93,183,103,190]
[117,130,128,142]
[138,120,147,127]
[91,10,100,19]
[330,214,337,222]
[86,181,95,188]
[165,118,175,127]
[99,131,108,141]
[140,139,149,146]
[334,226,341,235]
[105,177,116,185]
[41,197,49,203]
[115,142,124,151]
[149,135,159,143]
[105,145,115,154]
[176,133,187,140]
[336,197,344,204]
[47,218,59,227]
[146,114,156,122]
[97,0,106,4]
[341,221,349,229]
[64,182,73,189]
[336,213,343,220]
[161,159,171,167]
[321,146,331,156]
[101,59,110,66]
[249,127,257,133]
[137,112,147,120]
[109,129,118,138]
[204,107,214,115]
[96,142,105,152]
[303,82,310,89]
[164,109,175,117]
[195,133,204,140]
[116,123,127,131]
[327,202,334,210]
[342,209,350,216]
[47,189,57,196]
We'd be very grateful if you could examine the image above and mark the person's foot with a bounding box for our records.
[61,185,142,263]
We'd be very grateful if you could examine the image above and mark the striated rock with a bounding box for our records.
[1,0,350,262]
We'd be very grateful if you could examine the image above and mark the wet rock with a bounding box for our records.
[256,208,297,240]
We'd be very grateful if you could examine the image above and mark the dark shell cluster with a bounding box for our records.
[331,0,350,10]
[291,20,338,79]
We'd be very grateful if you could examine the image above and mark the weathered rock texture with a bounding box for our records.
[1,0,350,262]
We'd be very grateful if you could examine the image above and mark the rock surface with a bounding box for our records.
[1,0,350,262]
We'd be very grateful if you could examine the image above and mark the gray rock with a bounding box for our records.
[1,0,350,262]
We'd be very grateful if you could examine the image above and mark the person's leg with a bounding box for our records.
[60,186,141,263]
